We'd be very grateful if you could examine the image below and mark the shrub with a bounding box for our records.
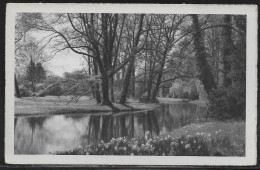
[208,87,245,119]
[19,85,32,97]
[44,85,62,96]
[139,92,148,103]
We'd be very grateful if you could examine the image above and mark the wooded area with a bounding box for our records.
[15,13,246,119]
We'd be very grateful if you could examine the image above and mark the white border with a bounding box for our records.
[5,3,258,165]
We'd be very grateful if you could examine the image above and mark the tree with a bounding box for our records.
[222,15,234,87]
[15,74,21,98]
[150,15,187,102]
[15,13,43,97]
[26,59,46,93]
[119,14,145,104]
[191,14,216,94]
[31,13,148,108]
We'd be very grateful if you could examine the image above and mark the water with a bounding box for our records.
[14,102,207,154]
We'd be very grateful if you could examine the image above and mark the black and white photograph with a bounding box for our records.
[5,3,257,166]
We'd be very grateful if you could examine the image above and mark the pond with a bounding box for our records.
[14,102,207,154]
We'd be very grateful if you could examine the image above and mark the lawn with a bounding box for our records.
[15,96,161,116]
[160,120,245,156]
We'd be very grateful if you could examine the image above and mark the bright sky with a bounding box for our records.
[44,51,84,77]
[30,30,85,77]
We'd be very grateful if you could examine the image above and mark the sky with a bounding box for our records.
[44,51,84,77]
[29,29,85,77]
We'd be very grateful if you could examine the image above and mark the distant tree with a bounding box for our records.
[15,13,43,97]
[26,60,46,93]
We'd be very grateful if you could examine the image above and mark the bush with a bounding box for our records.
[138,92,159,103]
[19,85,32,97]
[208,87,245,119]
[139,92,148,103]
[44,85,63,96]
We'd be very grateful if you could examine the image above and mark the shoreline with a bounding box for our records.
[15,96,207,117]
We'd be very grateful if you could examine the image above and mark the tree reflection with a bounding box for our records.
[88,115,101,145]
[27,116,46,143]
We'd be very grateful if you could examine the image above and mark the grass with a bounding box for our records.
[15,96,161,116]
[160,120,245,156]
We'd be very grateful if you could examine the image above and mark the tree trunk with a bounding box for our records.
[31,80,35,93]
[143,53,147,94]
[110,76,115,102]
[119,14,144,104]
[150,48,167,103]
[146,59,155,102]
[222,15,233,87]
[93,59,101,103]
[101,74,112,106]
[15,74,21,98]
[119,57,134,104]
[191,14,216,94]
[150,70,163,102]
[131,63,135,98]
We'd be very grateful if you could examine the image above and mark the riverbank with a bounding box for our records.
[157,97,208,107]
[15,96,161,116]
[160,119,245,156]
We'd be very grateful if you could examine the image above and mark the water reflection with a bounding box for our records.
[14,103,207,154]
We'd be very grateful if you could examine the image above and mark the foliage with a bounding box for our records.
[208,15,246,119]
[44,85,62,96]
[53,132,241,156]
[209,134,244,156]
[208,86,245,119]
[19,85,32,97]
[138,92,159,103]
[26,61,46,83]
[168,79,199,100]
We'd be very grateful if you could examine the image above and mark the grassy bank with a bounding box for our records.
[15,96,161,116]
[54,120,245,156]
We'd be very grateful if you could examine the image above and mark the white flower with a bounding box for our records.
[194,140,196,144]
[208,133,211,137]
[198,145,201,150]
[162,153,165,156]
[114,147,118,151]
[181,141,184,144]
[86,152,89,155]
[185,144,191,149]
[215,131,219,134]
[123,147,127,151]
[130,153,134,156]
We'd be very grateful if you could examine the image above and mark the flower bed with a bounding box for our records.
[53,131,244,156]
